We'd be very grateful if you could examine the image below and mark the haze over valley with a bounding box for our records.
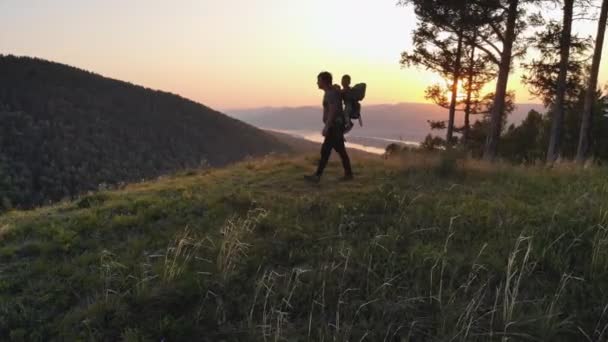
[228,102,546,152]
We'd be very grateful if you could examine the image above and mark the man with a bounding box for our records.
[305,71,353,183]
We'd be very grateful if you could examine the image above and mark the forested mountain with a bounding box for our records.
[0,55,289,210]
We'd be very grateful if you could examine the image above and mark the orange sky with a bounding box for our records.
[1,0,606,110]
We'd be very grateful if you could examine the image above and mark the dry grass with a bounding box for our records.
[1,155,608,341]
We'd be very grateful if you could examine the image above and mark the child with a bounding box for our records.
[340,75,363,132]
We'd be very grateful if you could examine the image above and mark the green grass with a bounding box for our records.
[2,154,608,341]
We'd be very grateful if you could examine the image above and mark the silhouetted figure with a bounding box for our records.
[305,71,353,183]
[340,74,363,132]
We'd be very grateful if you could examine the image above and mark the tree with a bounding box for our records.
[521,21,591,108]
[460,40,497,145]
[501,110,548,163]
[589,90,608,159]
[545,0,575,163]
[462,43,477,145]
[400,0,471,146]
[402,0,543,159]
[401,0,502,146]
[483,0,521,161]
[410,0,533,160]
[577,0,608,162]
[448,33,465,145]
[422,46,497,147]
[463,91,517,156]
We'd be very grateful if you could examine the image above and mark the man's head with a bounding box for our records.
[317,71,333,90]
[341,74,351,88]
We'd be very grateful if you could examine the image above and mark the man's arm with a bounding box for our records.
[325,103,338,128]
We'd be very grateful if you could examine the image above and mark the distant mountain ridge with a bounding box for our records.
[0,55,290,209]
[228,102,546,145]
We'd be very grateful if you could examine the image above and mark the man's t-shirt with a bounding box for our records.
[323,88,344,126]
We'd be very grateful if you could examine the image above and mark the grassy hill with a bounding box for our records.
[1,154,608,341]
[0,55,290,210]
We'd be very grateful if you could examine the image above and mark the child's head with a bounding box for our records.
[341,74,351,88]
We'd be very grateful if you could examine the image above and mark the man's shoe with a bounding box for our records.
[340,174,354,182]
[304,174,321,183]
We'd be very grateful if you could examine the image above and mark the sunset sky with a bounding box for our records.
[1,0,607,110]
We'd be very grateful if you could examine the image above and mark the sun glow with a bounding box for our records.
[0,0,606,109]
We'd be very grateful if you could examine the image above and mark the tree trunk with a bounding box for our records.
[483,0,519,161]
[447,34,464,146]
[576,0,608,163]
[462,42,476,146]
[547,0,574,164]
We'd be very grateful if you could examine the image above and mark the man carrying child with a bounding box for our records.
[305,71,354,183]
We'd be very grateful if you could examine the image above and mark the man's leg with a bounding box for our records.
[315,132,334,177]
[333,129,353,177]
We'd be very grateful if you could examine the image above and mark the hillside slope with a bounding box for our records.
[0,55,290,210]
[1,155,608,341]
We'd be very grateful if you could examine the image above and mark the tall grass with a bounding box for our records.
[1,156,608,340]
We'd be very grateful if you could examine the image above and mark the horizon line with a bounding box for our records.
[0,54,547,114]
[222,101,546,112]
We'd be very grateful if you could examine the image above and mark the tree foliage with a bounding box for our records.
[521,20,592,107]
[499,89,608,163]
[400,0,608,164]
